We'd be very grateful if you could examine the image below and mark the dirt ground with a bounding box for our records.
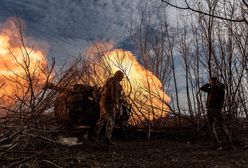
[43,137,248,168]
[1,129,248,168]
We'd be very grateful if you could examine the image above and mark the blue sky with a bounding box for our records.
[0,0,172,64]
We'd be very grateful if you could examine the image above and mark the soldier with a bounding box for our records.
[200,77,235,150]
[94,70,124,145]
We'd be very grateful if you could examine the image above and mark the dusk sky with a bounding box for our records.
[0,0,177,65]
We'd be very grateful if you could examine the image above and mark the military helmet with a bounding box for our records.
[114,70,124,80]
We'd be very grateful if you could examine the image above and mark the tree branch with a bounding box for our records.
[161,0,247,23]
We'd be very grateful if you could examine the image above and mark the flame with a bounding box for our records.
[97,48,171,125]
[0,18,48,108]
[82,42,171,125]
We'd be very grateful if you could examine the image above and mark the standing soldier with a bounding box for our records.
[200,77,235,150]
[94,70,124,145]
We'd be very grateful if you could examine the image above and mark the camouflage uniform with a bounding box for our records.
[200,78,233,148]
[94,71,124,142]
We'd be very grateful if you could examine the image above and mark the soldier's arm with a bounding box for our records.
[199,83,211,92]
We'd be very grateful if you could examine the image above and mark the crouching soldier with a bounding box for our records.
[200,77,235,150]
[94,70,124,145]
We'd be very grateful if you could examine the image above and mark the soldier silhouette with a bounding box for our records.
[94,70,124,145]
[200,77,235,150]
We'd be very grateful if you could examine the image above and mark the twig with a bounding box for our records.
[7,147,47,168]
[0,83,5,89]
[0,149,37,154]
[42,159,63,168]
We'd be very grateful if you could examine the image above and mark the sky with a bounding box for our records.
[0,0,177,64]
[0,0,191,105]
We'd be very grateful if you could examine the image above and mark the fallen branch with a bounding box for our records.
[42,159,63,168]
[7,147,47,168]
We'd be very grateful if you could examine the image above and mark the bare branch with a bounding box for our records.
[161,0,247,23]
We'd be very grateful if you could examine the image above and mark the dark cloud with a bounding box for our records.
[2,0,160,39]
[0,0,165,63]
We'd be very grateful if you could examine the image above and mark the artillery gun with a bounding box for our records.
[44,83,131,129]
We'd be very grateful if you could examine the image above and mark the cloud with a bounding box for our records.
[3,0,160,40]
[1,0,166,61]
[0,0,194,107]
[46,37,90,65]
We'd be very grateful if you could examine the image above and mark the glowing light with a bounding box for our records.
[0,18,48,109]
[95,48,171,125]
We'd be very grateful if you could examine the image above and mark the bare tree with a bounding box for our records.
[0,17,55,133]
[170,0,248,139]
[161,0,248,24]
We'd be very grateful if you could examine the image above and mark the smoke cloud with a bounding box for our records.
[0,0,168,64]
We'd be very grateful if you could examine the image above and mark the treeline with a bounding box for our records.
[130,0,248,131]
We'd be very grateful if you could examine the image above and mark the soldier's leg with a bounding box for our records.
[215,110,233,146]
[208,109,220,147]
[105,113,115,140]
[221,124,234,146]
[94,101,108,137]
[94,112,106,137]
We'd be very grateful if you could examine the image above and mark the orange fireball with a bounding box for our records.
[0,18,48,107]
[83,44,171,124]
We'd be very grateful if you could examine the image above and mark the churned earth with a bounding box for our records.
[1,128,248,168]
[45,138,248,168]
